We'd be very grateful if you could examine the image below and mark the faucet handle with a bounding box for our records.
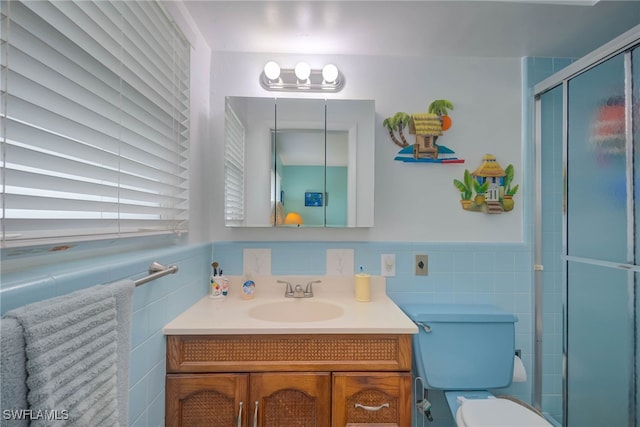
[277,280,293,296]
[304,280,321,296]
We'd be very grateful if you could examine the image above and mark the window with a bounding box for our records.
[0,0,190,247]
[224,104,245,225]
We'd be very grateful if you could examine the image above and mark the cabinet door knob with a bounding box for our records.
[354,402,390,412]
[237,401,243,427]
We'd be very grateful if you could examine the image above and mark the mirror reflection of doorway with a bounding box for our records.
[274,129,349,227]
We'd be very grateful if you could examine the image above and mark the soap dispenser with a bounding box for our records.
[241,271,255,300]
[355,265,371,302]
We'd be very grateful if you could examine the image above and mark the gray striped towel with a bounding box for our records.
[3,281,133,427]
[1,317,28,427]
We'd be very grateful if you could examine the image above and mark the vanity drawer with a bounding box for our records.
[166,334,412,373]
[333,372,412,427]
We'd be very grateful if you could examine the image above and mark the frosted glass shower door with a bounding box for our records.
[567,53,626,263]
[539,84,564,424]
[566,52,633,427]
[566,263,632,427]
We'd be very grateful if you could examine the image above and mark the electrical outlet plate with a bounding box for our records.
[415,254,428,276]
[381,254,395,276]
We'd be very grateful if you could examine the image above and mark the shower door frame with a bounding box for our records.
[533,25,640,427]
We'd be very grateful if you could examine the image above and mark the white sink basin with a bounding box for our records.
[248,300,344,323]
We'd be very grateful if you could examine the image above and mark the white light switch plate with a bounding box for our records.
[381,254,396,276]
[243,248,271,276]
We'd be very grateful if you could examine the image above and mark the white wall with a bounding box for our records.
[164,1,213,244]
[209,52,523,242]
[187,42,212,243]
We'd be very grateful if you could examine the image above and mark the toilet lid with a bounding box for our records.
[457,398,552,427]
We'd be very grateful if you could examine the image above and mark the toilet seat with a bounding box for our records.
[456,398,552,427]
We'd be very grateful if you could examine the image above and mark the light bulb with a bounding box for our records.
[322,64,339,83]
[294,62,311,81]
[263,61,280,80]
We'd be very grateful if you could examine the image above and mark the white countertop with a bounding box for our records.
[163,275,418,335]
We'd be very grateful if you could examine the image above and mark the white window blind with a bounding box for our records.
[0,0,190,247]
[224,105,245,225]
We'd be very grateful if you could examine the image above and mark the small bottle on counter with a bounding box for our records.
[241,272,255,300]
[355,265,371,302]
[219,269,229,297]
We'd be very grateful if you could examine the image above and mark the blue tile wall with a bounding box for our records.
[1,242,212,427]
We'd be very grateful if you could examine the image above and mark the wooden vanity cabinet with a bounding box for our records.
[166,372,331,427]
[166,373,247,426]
[251,372,331,427]
[165,334,412,427]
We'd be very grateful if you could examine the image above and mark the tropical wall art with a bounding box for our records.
[384,99,464,163]
[453,154,518,213]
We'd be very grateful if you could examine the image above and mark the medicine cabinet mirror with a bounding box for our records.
[224,97,374,228]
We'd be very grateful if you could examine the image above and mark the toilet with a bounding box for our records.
[401,303,552,427]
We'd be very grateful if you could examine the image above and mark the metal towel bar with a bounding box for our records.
[134,261,178,287]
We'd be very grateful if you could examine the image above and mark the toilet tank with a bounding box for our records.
[401,304,517,390]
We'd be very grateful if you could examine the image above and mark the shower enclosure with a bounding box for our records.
[534,28,640,427]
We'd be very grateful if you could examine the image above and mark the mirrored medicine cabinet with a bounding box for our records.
[224,97,375,228]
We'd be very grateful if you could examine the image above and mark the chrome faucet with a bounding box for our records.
[278,280,321,298]
[293,284,305,297]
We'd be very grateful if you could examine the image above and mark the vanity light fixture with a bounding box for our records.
[263,61,281,80]
[322,64,339,83]
[294,62,311,82]
[260,61,344,92]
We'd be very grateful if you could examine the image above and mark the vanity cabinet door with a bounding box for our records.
[332,372,412,427]
[166,373,249,427]
[250,372,332,427]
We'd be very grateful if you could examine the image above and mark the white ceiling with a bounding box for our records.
[183,0,640,58]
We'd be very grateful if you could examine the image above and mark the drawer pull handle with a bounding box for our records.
[253,400,259,427]
[355,402,390,412]
[237,401,243,427]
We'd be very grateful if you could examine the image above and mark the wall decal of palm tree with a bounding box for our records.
[383,112,411,148]
[428,99,454,131]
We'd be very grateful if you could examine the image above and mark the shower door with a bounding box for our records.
[565,51,635,427]
[538,84,564,424]
[634,46,640,427]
